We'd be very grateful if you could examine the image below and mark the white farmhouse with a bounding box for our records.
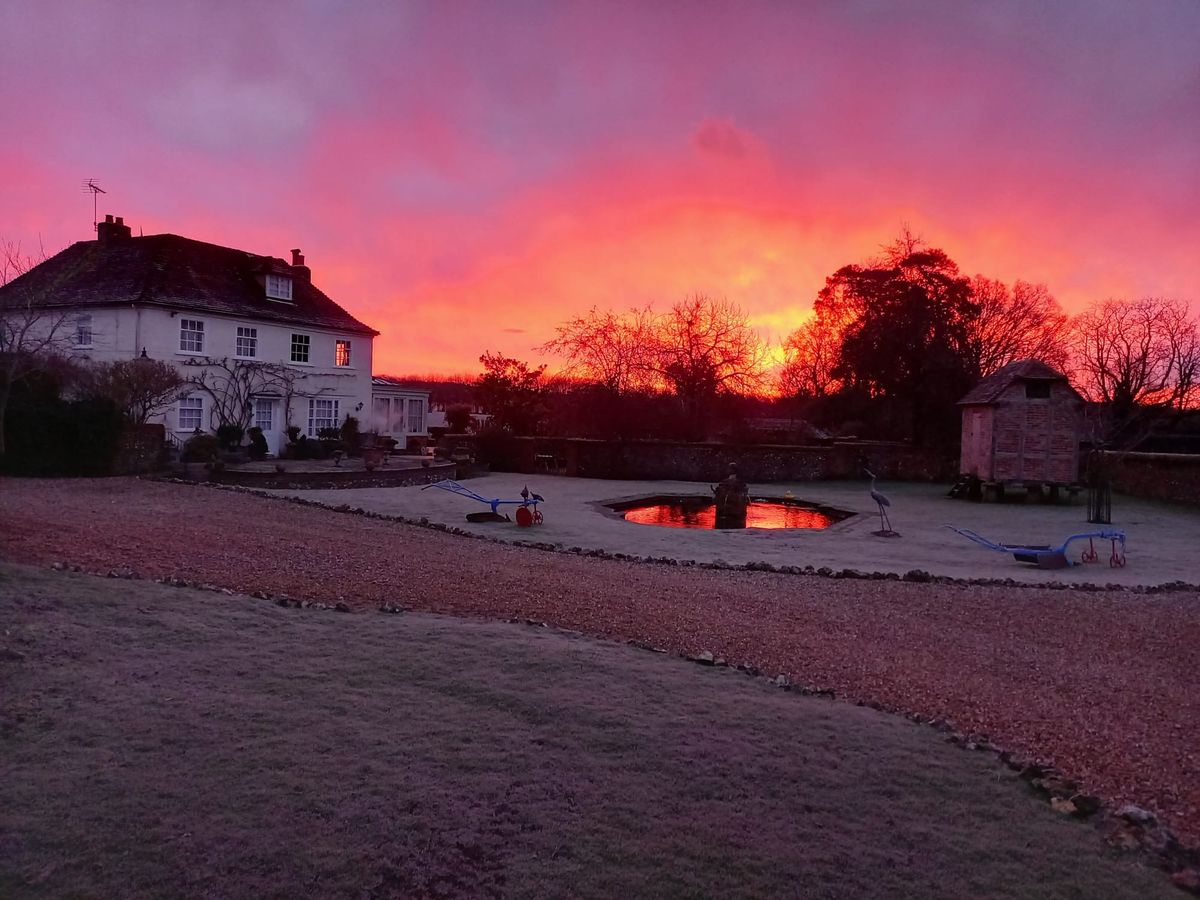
[5,215,429,455]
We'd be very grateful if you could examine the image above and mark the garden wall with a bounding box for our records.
[504,438,952,483]
[1105,452,1200,507]
[195,461,456,490]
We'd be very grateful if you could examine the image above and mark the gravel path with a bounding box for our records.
[2,476,1198,845]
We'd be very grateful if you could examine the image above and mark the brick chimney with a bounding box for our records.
[97,214,132,244]
[290,247,311,282]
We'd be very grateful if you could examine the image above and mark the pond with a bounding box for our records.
[609,495,853,530]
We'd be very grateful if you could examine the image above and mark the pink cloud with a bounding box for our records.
[1,0,1195,377]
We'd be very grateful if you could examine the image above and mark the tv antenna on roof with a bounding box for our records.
[81,179,106,232]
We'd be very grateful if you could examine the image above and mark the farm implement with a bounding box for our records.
[423,479,545,526]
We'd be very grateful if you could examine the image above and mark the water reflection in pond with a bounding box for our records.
[618,496,847,530]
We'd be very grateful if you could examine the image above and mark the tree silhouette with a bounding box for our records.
[1072,297,1199,440]
[966,277,1071,378]
[816,238,978,445]
[778,313,843,400]
[475,351,547,434]
[87,358,186,425]
[0,241,71,459]
[540,305,656,394]
[650,295,767,438]
[542,295,766,440]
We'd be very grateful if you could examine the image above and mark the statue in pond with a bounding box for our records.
[712,463,750,529]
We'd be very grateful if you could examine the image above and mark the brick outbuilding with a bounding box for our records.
[958,360,1084,488]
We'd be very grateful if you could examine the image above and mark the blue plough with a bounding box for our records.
[945,525,1127,569]
[423,479,544,526]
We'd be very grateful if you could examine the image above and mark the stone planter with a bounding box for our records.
[363,448,386,471]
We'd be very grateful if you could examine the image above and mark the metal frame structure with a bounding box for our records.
[945,525,1126,569]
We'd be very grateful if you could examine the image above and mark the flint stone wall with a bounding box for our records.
[1104,452,1200,507]
[505,438,952,483]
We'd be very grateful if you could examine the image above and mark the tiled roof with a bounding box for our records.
[958,359,1079,405]
[0,233,378,336]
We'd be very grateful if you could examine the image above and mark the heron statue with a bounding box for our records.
[863,469,895,535]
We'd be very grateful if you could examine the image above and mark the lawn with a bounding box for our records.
[0,565,1177,899]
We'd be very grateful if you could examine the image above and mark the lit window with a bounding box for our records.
[308,398,340,435]
[335,340,352,367]
[236,326,258,358]
[390,400,406,433]
[74,314,93,347]
[254,398,273,432]
[266,274,293,301]
[180,319,204,353]
[290,333,310,363]
[178,395,203,431]
[407,398,425,434]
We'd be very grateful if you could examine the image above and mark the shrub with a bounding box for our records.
[339,415,360,454]
[286,434,333,460]
[246,426,269,461]
[216,424,244,450]
[2,393,123,476]
[182,432,221,463]
[474,426,519,471]
[446,404,473,433]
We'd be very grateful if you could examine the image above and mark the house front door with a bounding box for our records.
[253,397,284,456]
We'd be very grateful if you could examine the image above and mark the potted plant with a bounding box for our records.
[363,446,386,471]
[339,415,361,457]
[246,426,269,461]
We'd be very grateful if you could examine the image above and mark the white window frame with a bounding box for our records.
[179,318,205,353]
[390,399,406,434]
[372,397,390,433]
[335,339,352,367]
[308,398,340,436]
[266,274,293,302]
[253,398,274,433]
[290,333,311,364]
[178,395,203,432]
[73,314,93,347]
[236,326,258,359]
[407,398,425,434]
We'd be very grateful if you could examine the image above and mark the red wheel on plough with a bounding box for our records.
[1110,541,1126,568]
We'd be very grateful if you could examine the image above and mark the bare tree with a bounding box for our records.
[778,314,843,399]
[966,277,1071,377]
[182,358,304,432]
[653,295,766,392]
[539,305,657,393]
[1072,297,1200,437]
[649,294,767,438]
[1075,297,1195,448]
[88,358,186,425]
[541,296,767,438]
[0,240,71,459]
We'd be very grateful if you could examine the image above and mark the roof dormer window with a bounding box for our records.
[266,273,293,302]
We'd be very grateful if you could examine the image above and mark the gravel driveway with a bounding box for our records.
[1,476,1198,847]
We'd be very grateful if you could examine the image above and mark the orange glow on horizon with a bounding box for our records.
[2,2,1195,379]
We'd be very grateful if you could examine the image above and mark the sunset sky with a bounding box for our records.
[3,0,1198,376]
